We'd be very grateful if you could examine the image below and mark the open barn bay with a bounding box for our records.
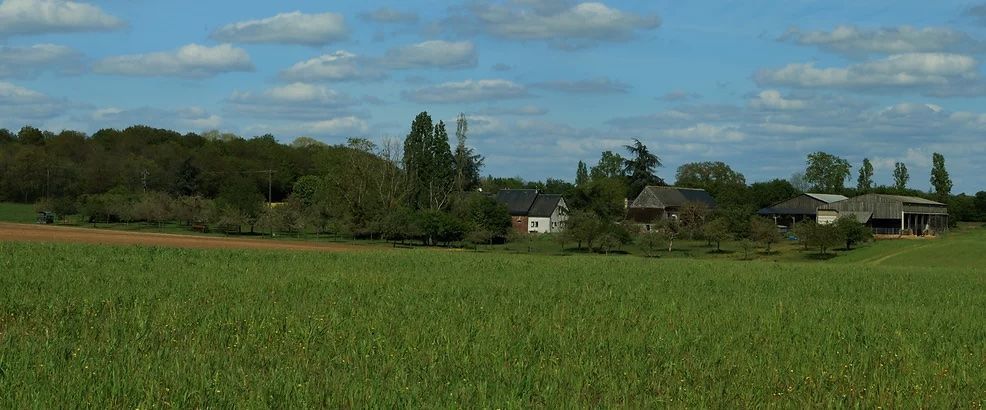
[2,242,985,407]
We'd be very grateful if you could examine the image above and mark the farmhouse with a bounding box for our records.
[816,194,948,236]
[758,193,848,228]
[627,186,716,226]
[495,189,568,234]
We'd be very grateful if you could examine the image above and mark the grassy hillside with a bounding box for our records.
[2,242,985,407]
[834,225,986,268]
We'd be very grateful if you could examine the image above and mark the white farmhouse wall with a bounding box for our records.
[549,198,569,233]
[528,217,551,233]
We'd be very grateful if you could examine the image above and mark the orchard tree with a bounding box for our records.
[893,162,910,191]
[749,217,781,253]
[804,152,851,192]
[703,217,731,252]
[834,215,871,250]
[930,153,952,202]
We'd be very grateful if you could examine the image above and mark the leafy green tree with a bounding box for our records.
[930,153,952,202]
[804,152,851,192]
[453,113,484,193]
[568,177,627,221]
[748,179,800,209]
[173,158,200,196]
[834,215,871,250]
[678,202,709,240]
[455,193,511,244]
[403,112,433,209]
[749,216,781,253]
[562,210,607,250]
[893,162,910,191]
[803,222,841,255]
[703,218,731,252]
[857,158,874,192]
[575,160,589,186]
[623,139,663,198]
[590,151,626,181]
[675,161,747,206]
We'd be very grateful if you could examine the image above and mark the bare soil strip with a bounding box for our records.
[0,222,364,252]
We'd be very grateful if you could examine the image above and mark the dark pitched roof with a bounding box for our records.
[630,186,716,209]
[529,194,563,217]
[494,189,540,216]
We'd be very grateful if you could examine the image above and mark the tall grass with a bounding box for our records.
[1,242,985,407]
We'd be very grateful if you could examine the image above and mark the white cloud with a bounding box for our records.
[477,105,549,116]
[212,11,348,46]
[532,77,630,94]
[755,53,981,94]
[0,44,83,78]
[0,81,65,121]
[748,90,808,110]
[280,51,386,82]
[359,7,418,24]
[94,44,253,78]
[383,40,477,69]
[246,116,369,139]
[780,25,986,57]
[0,0,124,37]
[402,79,528,103]
[459,1,660,49]
[227,83,360,120]
[660,123,746,143]
[91,106,222,130]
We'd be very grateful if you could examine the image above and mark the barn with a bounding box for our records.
[627,186,716,225]
[758,193,848,228]
[816,194,948,236]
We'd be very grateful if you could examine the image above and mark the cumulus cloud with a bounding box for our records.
[402,79,528,103]
[280,51,386,82]
[780,25,986,57]
[245,116,369,139]
[212,11,348,46]
[383,40,477,69]
[0,81,65,120]
[91,106,222,130]
[282,42,477,82]
[454,1,660,49]
[755,53,982,95]
[748,90,809,110]
[0,44,84,78]
[94,44,253,78]
[532,77,631,94]
[359,7,418,24]
[227,83,360,120]
[0,0,124,37]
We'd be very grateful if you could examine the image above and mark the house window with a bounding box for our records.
[645,224,652,231]
[531,221,539,228]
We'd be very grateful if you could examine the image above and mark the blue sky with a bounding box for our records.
[2,0,986,193]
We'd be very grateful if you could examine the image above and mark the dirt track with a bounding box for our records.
[0,222,364,252]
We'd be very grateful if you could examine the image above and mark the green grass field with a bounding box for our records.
[0,202,36,224]
[3,232,986,407]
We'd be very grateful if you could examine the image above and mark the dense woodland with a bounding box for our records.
[1,111,985,250]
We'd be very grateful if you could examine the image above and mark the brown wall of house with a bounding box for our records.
[511,216,529,234]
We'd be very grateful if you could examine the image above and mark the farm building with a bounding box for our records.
[816,194,948,235]
[627,186,716,227]
[494,189,568,234]
[758,193,848,228]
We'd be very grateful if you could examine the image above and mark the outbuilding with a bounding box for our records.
[758,193,848,228]
[627,186,716,226]
[816,193,948,236]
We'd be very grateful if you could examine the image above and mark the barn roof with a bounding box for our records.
[758,193,847,216]
[495,189,539,216]
[630,186,716,209]
[529,194,564,217]
[805,193,849,203]
[818,193,947,219]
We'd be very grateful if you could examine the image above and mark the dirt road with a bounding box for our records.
[0,222,365,252]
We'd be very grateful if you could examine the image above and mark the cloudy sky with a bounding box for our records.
[2,0,986,193]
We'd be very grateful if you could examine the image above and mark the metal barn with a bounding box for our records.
[816,194,948,235]
[758,193,848,228]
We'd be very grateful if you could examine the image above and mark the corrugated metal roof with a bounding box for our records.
[841,211,873,224]
[818,194,947,219]
[881,194,946,206]
[805,193,848,203]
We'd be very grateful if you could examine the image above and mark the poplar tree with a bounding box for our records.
[893,162,909,191]
[452,113,483,193]
[575,161,589,186]
[857,158,874,192]
[403,112,433,209]
[930,153,952,202]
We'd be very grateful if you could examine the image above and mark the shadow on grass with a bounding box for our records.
[804,253,838,260]
[707,249,735,255]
